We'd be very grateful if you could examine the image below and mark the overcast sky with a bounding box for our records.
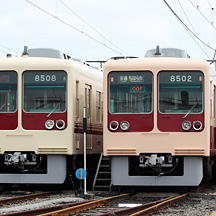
[0,0,216,63]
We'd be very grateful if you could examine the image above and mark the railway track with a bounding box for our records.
[1,192,177,216]
[0,191,52,205]
[1,182,215,216]
[2,193,130,216]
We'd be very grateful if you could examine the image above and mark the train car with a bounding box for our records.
[103,47,216,186]
[0,48,103,185]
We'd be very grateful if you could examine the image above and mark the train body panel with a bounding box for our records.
[103,56,214,186]
[0,53,103,184]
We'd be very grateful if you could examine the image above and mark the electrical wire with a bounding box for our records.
[25,0,126,56]
[0,45,19,55]
[0,50,7,54]
[163,0,215,53]
[0,49,17,57]
[59,0,128,55]
[177,0,211,58]
[188,0,216,31]
[206,0,216,19]
[0,45,19,57]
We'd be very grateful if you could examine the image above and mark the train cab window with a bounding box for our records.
[158,71,203,114]
[0,71,17,113]
[23,71,67,113]
[109,71,153,114]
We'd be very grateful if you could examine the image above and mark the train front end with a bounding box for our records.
[0,57,70,184]
[103,57,210,186]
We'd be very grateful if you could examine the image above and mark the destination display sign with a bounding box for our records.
[109,71,152,85]
[0,72,17,84]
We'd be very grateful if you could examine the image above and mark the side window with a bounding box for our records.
[96,91,102,122]
[76,81,79,120]
[85,84,91,119]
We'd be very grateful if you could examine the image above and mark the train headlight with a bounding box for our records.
[109,121,119,131]
[182,121,191,131]
[193,121,202,131]
[56,120,65,130]
[120,121,130,131]
[45,120,55,130]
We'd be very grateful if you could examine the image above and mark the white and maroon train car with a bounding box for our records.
[0,48,103,185]
[103,49,216,186]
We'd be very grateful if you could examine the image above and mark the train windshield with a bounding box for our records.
[23,71,67,113]
[109,71,153,114]
[158,71,203,114]
[0,71,17,113]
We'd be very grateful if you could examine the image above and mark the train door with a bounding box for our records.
[75,80,80,150]
[214,85,216,149]
[85,84,92,150]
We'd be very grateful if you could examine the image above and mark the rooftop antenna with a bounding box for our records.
[6,53,12,58]
[154,45,161,56]
[22,45,29,56]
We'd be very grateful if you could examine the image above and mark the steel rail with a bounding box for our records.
[39,193,130,216]
[129,193,189,216]
[101,182,215,216]
[0,191,52,205]
[3,201,89,216]
[100,196,177,216]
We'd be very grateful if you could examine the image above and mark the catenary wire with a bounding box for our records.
[188,0,216,31]
[25,0,126,56]
[206,0,216,18]
[177,0,211,58]
[163,0,215,54]
[0,45,19,57]
[0,50,8,54]
[59,0,128,55]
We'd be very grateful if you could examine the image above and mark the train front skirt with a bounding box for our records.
[0,155,66,184]
[111,156,203,186]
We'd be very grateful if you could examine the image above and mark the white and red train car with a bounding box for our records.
[103,48,216,186]
[0,48,103,185]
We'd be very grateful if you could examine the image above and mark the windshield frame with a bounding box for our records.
[23,70,67,114]
[158,70,204,115]
[0,71,17,113]
[108,71,153,115]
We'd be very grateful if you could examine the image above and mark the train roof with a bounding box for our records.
[104,57,209,73]
[27,48,66,59]
[145,47,190,58]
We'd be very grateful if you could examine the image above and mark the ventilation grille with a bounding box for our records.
[107,148,136,155]
[175,148,205,155]
[38,147,68,154]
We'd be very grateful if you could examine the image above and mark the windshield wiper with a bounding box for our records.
[182,103,198,119]
[0,103,6,112]
[46,102,61,118]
